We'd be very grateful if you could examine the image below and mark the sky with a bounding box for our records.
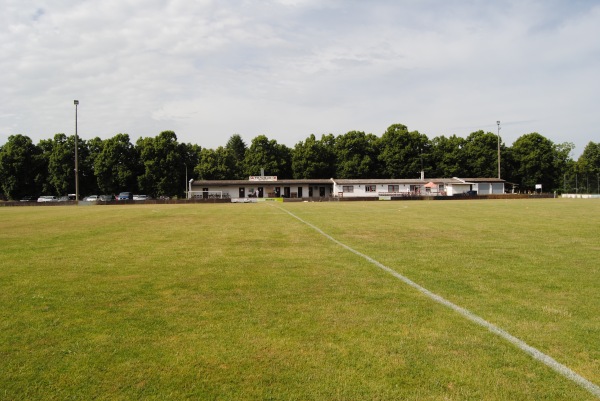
[1,0,599,157]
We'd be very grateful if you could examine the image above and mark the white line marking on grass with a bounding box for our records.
[275,205,600,399]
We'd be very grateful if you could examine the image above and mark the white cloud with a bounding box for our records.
[1,0,599,156]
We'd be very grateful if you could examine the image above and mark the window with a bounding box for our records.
[388,185,399,193]
[365,185,376,192]
[342,186,354,193]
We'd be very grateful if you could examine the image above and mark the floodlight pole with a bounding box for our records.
[74,100,79,205]
[496,120,501,179]
[185,163,188,199]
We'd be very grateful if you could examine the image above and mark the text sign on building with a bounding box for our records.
[249,176,278,182]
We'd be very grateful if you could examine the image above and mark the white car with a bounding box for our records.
[84,195,99,201]
[133,194,150,201]
[37,196,58,202]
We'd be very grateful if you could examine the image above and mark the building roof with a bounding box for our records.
[333,178,465,185]
[457,178,505,183]
[191,177,505,186]
[191,179,334,186]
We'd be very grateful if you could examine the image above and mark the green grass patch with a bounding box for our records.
[0,200,598,400]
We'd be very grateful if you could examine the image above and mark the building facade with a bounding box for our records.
[188,177,505,200]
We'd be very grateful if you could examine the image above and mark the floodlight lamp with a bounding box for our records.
[74,100,79,105]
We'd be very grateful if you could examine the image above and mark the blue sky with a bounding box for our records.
[1,0,599,157]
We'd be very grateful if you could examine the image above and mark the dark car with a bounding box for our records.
[20,196,38,202]
[117,192,133,200]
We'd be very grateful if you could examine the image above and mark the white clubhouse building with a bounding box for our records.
[188,176,506,200]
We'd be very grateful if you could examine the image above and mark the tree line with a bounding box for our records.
[1,124,599,200]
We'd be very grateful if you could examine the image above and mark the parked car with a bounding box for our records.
[20,196,38,202]
[98,195,114,202]
[117,192,133,200]
[37,196,58,202]
[84,195,99,201]
[133,194,151,201]
[58,196,70,202]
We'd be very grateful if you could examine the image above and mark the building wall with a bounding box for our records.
[333,183,415,197]
[189,184,332,199]
[190,180,504,199]
[446,184,470,196]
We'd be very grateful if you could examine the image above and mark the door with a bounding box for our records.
[297,187,303,198]
[284,187,290,198]
[319,187,325,197]
[258,187,263,198]
[239,187,245,198]
[202,188,208,199]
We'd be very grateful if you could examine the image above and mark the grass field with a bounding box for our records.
[0,199,598,400]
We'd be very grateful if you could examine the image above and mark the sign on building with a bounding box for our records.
[249,176,278,181]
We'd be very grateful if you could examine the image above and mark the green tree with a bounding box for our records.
[182,143,201,195]
[44,133,76,196]
[137,131,190,197]
[74,137,95,197]
[82,137,104,195]
[510,133,557,192]
[378,124,430,179]
[429,135,467,178]
[463,131,502,178]
[94,133,138,195]
[244,135,292,178]
[334,131,380,178]
[552,142,575,193]
[195,147,230,180]
[292,134,337,179]
[225,134,247,179]
[577,141,600,193]
[35,138,54,194]
[0,135,41,200]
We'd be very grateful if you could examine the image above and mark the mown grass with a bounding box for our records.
[0,199,598,400]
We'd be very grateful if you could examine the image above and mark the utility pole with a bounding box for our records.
[74,100,79,205]
[497,121,501,179]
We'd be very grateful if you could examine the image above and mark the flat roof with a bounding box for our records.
[191,179,334,186]
[191,177,505,186]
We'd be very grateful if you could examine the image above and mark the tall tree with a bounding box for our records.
[334,131,380,178]
[137,131,187,197]
[225,134,247,179]
[82,137,104,195]
[429,134,467,178]
[182,143,201,195]
[552,142,576,193]
[244,135,292,178]
[510,132,557,192]
[463,130,502,178]
[292,134,337,179]
[378,124,430,179]
[45,133,76,196]
[577,141,600,193]
[0,135,41,200]
[195,147,230,180]
[94,133,138,195]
